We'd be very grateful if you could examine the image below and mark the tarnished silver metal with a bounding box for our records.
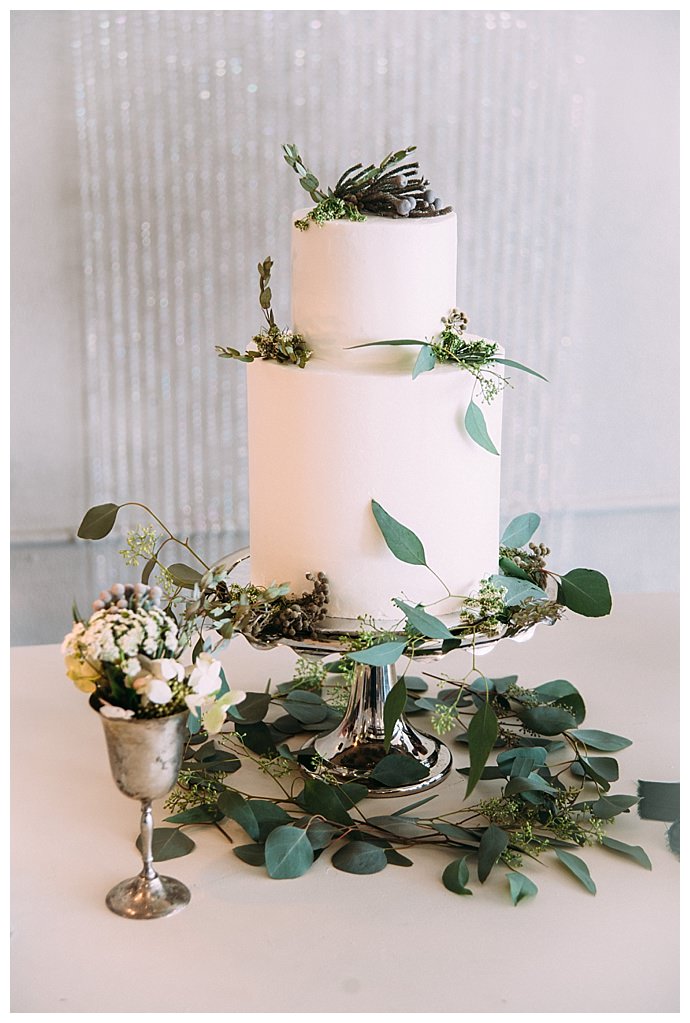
[98,710,191,919]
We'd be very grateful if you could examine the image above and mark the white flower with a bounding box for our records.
[132,674,173,705]
[139,657,185,683]
[99,704,135,720]
[185,689,246,735]
[188,653,223,697]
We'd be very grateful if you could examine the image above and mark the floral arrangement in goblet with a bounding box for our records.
[62,581,244,733]
[62,581,245,919]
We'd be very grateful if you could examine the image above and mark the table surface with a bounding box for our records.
[11,594,679,1013]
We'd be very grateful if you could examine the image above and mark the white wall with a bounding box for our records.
[11,11,679,645]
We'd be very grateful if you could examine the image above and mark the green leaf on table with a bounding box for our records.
[229,692,272,723]
[371,499,427,566]
[478,824,510,882]
[506,871,538,905]
[402,675,429,693]
[349,641,408,666]
[368,815,427,839]
[557,569,612,617]
[491,357,548,381]
[500,512,541,548]
[589,793,638,819]
[554,849,596,894]
[385,848,414,867]
[465,400,499,454]
[497,746,548,778]
[77,502,120,539]
[517,704,578,736]
[383,677,408,751]
[569,728,632,752]
[332,841,388,875]
[392,599,454,639]
[246,800,292,842]
[233,721,278,756]
[282,690,330,725]
[570,756,619,786]
[217,790,260,841]
[167,563,203,588]
[303,818,341,851]
[601,836,652,870]
[442,857,473,895]
[489,574,549,606]
[504,773,558,796]
[298,777,354,826]
[370,753,429,787]
[264,825,314,879]
[464,696,499,798]
[233,843,266,867]
[430,820,481,845]
[136,827,195,862]
[469,675,518,695]
[412,344,436,379]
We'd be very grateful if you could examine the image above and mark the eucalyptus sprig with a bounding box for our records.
[216,257,312,369]
[284,142,453,230]
[349,309,548,454]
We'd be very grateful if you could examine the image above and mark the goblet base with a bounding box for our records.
[105,873,191,919]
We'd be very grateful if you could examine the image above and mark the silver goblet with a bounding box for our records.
[98,709,190,919]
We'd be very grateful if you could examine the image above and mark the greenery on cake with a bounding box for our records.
[216,257,311,369]
[350,309,547,454]
[283,142,452,230]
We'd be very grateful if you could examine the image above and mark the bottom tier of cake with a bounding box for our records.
[246,359,503,623]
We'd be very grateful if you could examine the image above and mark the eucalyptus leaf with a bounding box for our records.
[392,599,454,639]
[233,721,277,756]
[304,818,340,851]
[442,857,473,895]
[167,562,203,588]
[401,675,428,693]
[136,827,195,862]
[368,815,427,839]
[77,502,120,540]
[332,841,388,875]
[347,338,424,350]
[464,697,499,798]
[264,825,314,879]
[497,746,548,778]
[385,849,414,867]
[246,800,292,842]
[217,790,260,841]
[490,357,548,381]
[570,756,619,786]
[282,691,330,725]
[478,824,510,882]
[233,843,266,866]
[498,556,532,580]
[557,568,612,617]
[391,794,438,817]
[412,344,436,379]
[489,574,549,606]
[371,499,427,566]
[142,557,156,585]
[465,400,499,454]
[164,805,222,824]
[370,754,429,787]
[554,849,596,894]
[230,692,272,723]
[517,704,578,736]
[500,512,541,548]
[430,820,481,845]
[506,871,538,905]
[589,794,638,819]
[383,677,408,751]
[349,641,407,666]
[504,773,557,796]
[569,728,632,752]
[601,836,652,870]
[299,777,354,826]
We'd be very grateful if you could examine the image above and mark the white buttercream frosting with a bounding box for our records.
[247,358,503,622]
[291,208,458,371]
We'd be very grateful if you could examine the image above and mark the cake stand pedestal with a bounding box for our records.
[220,549,537,798]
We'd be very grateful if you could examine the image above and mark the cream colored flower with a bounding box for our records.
[185,689,245,735]
[188,653,223,696]
[132,673,173,705]
[64,654,101,694]
[99,703,135,720]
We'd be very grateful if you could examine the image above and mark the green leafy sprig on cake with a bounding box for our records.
[283,142,452,230]
[216,257,311,369]
[349,309,547,454]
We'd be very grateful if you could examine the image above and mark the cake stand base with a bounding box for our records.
[296,660,453,797]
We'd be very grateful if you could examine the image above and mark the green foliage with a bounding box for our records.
[465,400,499,454]
[332,841,388,875]
[464,693,499,798]
[442,857,473,895]
[383,677,408,750]
[501,513,541,548]
[136,827,195,862]
[506,871,538,905]
[558,569,612,617]
[77,502,120,540]
[371,499,427,566]
[264,825,314,879]
[554,849,597,894]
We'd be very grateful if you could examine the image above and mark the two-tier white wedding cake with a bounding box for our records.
[246,199,503,622]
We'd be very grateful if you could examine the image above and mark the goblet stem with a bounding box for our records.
[139,799,158,882]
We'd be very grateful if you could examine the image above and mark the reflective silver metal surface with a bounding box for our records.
[98,710,191,919]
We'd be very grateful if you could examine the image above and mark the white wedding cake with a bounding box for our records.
[246,202,503,623]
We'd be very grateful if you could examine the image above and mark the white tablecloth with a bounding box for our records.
[11,594,679,1013]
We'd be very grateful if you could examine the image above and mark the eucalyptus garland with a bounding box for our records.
[283,142,452,230]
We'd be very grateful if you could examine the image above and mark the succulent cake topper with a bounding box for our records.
[283,143,453,230]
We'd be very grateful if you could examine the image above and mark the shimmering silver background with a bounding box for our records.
[11,10,679,642]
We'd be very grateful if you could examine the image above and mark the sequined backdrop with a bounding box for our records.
[71,9,588,536]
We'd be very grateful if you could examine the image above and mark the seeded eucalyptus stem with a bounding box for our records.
[121,502,210,570]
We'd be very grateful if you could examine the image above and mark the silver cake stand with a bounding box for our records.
[219,549,537,798]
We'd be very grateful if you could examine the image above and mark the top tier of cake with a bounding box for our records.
[291,209,458,369]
